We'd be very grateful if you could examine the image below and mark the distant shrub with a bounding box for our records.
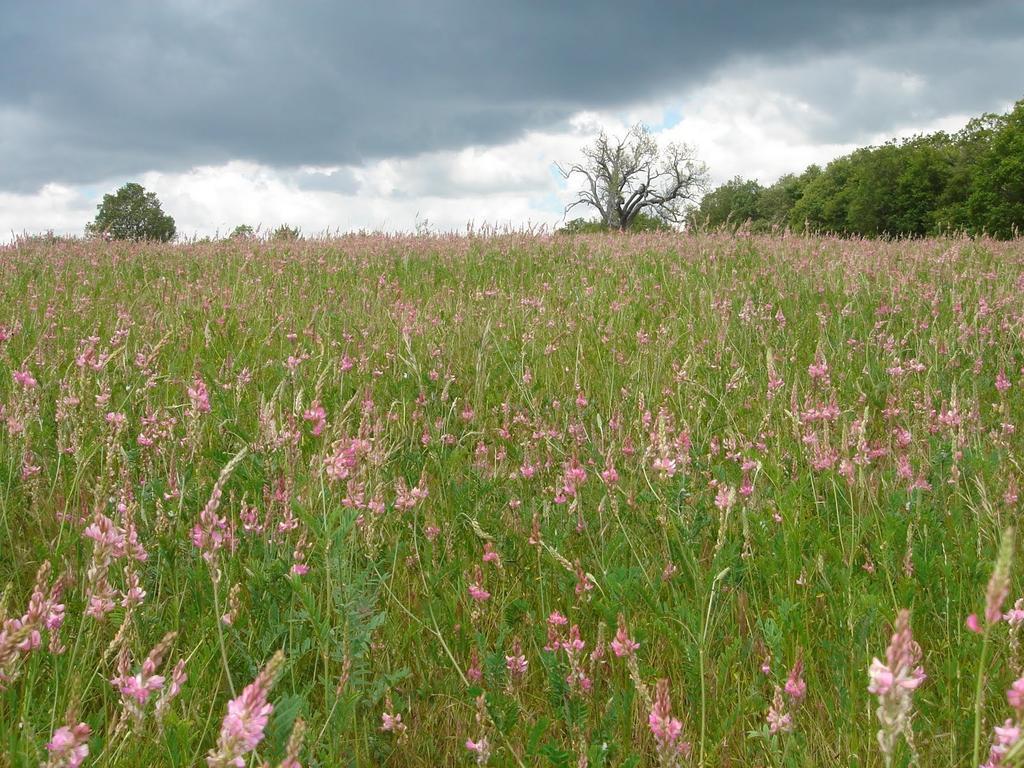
[272,224,301,241]
[557,213,674,234]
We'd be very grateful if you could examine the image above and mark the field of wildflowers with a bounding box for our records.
[1,231,1023,767]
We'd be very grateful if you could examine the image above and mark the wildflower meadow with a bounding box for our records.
[2,231,1024,767]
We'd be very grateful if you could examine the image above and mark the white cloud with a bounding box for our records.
[0,184,94,239]
[0,56,997,243]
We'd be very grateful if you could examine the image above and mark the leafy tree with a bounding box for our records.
[844,143,904,236]
[629,212,676,232]
[966,100,1024,239]
[686,176,763,231]
[935,112,1006,231]
[789,158,855,234]
[87,183,176,242]
[272,224,301,241]
[558,212,674,234]
[756,173,805,230]
[559,124,708,230]
[230,224,256,239]
[557,218,608,234]
[685,98,1024,240]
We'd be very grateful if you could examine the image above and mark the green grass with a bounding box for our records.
[1,231,1023,767]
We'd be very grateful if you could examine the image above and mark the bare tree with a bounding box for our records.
[558,124,709,230]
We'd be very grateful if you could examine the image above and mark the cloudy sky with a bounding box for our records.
[2,1,1022,239]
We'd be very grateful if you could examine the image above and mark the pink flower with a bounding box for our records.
[468,567,490,602]
[111,631,177,723]
[610,613,639,658]
[784,658,806,702]
[1008,677,1024,713]
[995,720,1021,747]
[766,686,794,734]
[600,462,619,485]
[156,659,188,722]
[323,437,371,482]
[544,625,562,653]
[302,400,326,436]
[985,719,1022,767]
[465,736,491,764]
[44,723,91,768]
[506,637,528,679]
[291,533,311,576]
[562,625,586,654]
[482,541,501,566]
[13,368,37,389]
[0,563,66,683]
[207,651,284,767]
[967,613,983,634]
[380,711,406,734]
[867,658,894,696]
[187,376,211,414]
[807,357,829,382]
[714,485,736,513]
[869,610,925,762]
[574,563,593,596]
[652,456,677,477]
[116,673,165,704]
[466,649,482,683]
[985,532,1015,626]
[649,679,688,761]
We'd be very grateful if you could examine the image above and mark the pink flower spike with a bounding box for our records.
[44,723,91,768]
[465,736,491,764]
[1005,598,1024,627]
[206,651,284,767]
[869,609,925,762]
[610,613,639,658]
[1008,677,1024,713]
[380,711,406,734]
[482,541,501,566]
[13,368,38,389]
[649,678,687,761]
[867,658,894,696]
[468,566,490,602]
[966,613,983,634]
[784,657,806,703]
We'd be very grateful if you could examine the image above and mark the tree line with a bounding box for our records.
[686,98,1024,239]
[81,98,1023,242]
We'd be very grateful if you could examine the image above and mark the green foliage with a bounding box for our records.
[557,212,674,234]
[691,98,1024,239]
[967,101,1024,238]
[230,224,256,239]
[272,223,301,241]
[628,212,675,232]
[756,173,806,230]
[87,182,177,242]
[558,217,608,234]
[685,176,764,231]
[2,232,1024,765]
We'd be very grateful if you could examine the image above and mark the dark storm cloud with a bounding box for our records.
[1,0,1021,192]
